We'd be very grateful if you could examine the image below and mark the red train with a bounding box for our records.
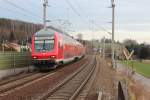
[31,27,85,70]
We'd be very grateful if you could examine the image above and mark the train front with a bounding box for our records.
[31,29,58,69]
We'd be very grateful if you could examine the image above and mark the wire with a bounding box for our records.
[94,22,112,35]
[23,0,42,13]
[0,6,27,17]
[65,0,81,17]
[64,0,112,35]
[71,0,89,19]
[65,0,88,25]
[4,0,41,19]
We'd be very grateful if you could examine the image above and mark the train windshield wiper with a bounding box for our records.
[43,40,46,50]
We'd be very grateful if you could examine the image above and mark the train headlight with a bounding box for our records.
[50,55,56,58]
[33,56,37,59]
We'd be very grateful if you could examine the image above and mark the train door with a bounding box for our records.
[58,36,64,59]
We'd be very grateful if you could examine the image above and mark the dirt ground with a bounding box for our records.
[85,56,117,100]
[80,55,150,100]
[129,81,150,100]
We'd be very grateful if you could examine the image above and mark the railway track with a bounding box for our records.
[0,72,51,94]
[0,72,37,86]
[76,56,100,100]
[0,57,87,95]
[37,56,96,100]
[0,56,92,100]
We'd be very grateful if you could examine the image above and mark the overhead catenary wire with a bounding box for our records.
[64,0,112,35]
[65,0,89,26]
[65,0,81,18]
[23,0,42,14]
[94,22,112,35]
[3,0,41,20]
[0,6,27,17]
[0,6,42,23]
[2,0,112,35]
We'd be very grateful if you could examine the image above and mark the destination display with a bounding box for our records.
[35,36,54,40]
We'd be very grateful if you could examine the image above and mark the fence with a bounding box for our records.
[0,52,31,70]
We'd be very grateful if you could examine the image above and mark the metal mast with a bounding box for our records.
[103,37,105,59]
[43,0,48,29]
[111,0,115,68]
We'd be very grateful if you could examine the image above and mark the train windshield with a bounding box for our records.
[35,39,54,52]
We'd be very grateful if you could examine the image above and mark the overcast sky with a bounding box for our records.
[0,0,150,43]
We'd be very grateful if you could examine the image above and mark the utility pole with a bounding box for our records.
[103,37,105,59]
[11,20,15,32]
[43,0,48,29]
[26,35,29,51]
[111,0,115,68]
[2,39,5,53]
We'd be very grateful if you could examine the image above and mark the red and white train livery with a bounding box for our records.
[31,27,85,69]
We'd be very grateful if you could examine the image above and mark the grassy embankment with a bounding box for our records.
[122,60,150,78]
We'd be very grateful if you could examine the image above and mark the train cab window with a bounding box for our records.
[35,39,54,52]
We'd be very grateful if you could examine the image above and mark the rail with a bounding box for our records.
[38,56,96,100]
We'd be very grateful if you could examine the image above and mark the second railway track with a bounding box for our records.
[0,57,88,95]
[38,56,96,100]
[0,72,53,94]
[0,56,93,100]
[0,72,38,86]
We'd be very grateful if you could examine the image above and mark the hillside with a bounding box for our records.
[0,18,42,43]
